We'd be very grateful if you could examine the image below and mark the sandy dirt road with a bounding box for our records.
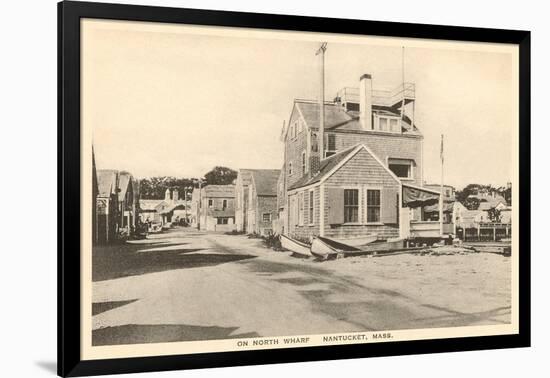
[92,228,511,346]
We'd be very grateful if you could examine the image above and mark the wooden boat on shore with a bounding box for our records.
[310,236,360,260]
[352,237,405,253]
[329,235,378,247]
[280,234,312,257]
[311,236,408,259]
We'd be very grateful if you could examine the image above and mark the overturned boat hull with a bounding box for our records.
[353,237,406,253]
[280,235,312,257]
[310,236,360,259]
[331,235,378,247]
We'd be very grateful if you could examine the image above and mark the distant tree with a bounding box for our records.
[463,197,480,210]
[503,186,512,206]
[455,183,482,204]
[139,176,197,200]
[204,166,237,185]
[487,208,502,222]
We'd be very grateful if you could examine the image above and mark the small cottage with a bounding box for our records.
[96,169,120,243]
[246,169,280,236]
[196,185,236,232]
[140,188,188,225]
[117,171,138,236]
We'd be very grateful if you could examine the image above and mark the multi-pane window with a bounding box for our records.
[344,189,359,223]
[217,217,229,225]
[302,151,307,173]
[377,116,401,133]
[262,213,271,223]
[289,161,293,175]
[222,199,227,209]
[309,190,314,224]
[367,189,381,223]
[208,199,213,208]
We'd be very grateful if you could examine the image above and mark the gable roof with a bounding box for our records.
[297,101,355,130]
[159,203,187,214]
[288,144,399,191]
[203,185,235,198]
[249,169,280,197]
[288,145,357,190]
[293,100,421,135]
[468,193,507,209]
[139,199,166,211]
[97,169,118,197]
[478,202,492,211]
[117,171,133,201]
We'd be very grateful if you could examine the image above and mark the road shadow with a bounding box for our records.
[92,299,139,316]
[93,324,260,346]
[94,247,256,282]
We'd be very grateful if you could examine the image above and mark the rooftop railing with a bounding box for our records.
[336,82,415,108]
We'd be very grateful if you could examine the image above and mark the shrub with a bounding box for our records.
[224,230,246,235]
[264,234,283,251]
[247,232,262,239]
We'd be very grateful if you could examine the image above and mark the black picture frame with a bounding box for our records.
[58,1,531,376]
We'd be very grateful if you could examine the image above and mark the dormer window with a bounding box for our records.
[375,115,401,133]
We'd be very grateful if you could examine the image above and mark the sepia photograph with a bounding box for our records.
[80,17,520,360]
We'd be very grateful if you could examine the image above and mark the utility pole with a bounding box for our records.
[184,186,189,225]
[316,42,327,160]
[197,179,203,230]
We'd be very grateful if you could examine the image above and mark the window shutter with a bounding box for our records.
[327,188,344,225]
[381,187,398,224]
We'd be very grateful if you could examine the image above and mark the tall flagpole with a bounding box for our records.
[439,134,444,237]
[316,42,327,160]
[401,46,405,120]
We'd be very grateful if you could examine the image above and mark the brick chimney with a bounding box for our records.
[165,188,171,202]
[173,189,179,203]
[359,74,373,130]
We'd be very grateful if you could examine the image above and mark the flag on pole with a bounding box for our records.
[440,134,444,163]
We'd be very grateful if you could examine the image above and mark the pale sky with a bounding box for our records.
[83,20,517,189]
